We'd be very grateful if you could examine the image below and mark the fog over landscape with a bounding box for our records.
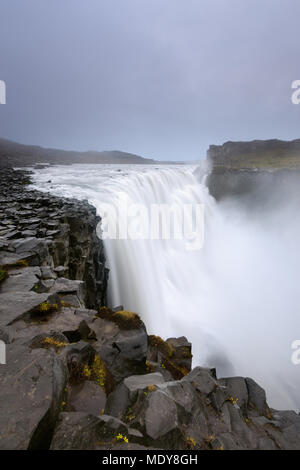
[0,0,300,160]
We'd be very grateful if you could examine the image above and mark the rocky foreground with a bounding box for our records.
[0,169,300,450]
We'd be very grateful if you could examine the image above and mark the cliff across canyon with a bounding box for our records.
[206,138,300,202]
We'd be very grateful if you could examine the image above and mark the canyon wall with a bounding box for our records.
[206,139,300,201]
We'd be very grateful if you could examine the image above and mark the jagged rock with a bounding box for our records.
[145,359,173,381]
[50,412,103,450]
[92,312,148,383]
[147,334,192,380]
[105,376,184,447]
[222,402,255,448]
[41,266,56,280]
[219,377,248,414]
[50,277,85,307]
[74,308,97,318]
[11,237,49,262]
[245,377,269,416]
[3,307,96,343]
[166,336,192,373]
[97,414,129,438]
[105,373,165,420]
[265,410,300,450]
[144,390,181,443]
[34,278,55,292]
[60,340,114,395]
[63,319,97,343]
[53,265,68,277]
[67,381,107,415]
[182,366,218,395]
[211,433,240,450]
[61,340,96,371]
[157,380,197,416]
[0,343,67,449]
[0,267,40,292]
[105,383,131,420]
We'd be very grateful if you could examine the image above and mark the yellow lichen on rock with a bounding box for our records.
[185,436,196,448]
[35,302,59,315]
[97,306,143,330]
[80,354,113,394]
[42,336,67,352]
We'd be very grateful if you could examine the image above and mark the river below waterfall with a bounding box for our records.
[31,163,300,411]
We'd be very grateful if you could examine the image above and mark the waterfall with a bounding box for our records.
[31,163,300,411]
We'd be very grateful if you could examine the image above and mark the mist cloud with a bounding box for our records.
[0,0,300,160]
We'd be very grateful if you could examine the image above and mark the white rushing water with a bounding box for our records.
[31,163,300,410]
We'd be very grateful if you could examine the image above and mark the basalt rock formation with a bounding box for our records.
[1,168,300,450]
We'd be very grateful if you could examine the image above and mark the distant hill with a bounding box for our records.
[207,138,300,170]
[0,138,155,167]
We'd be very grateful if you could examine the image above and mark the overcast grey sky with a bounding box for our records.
[0,0,300,161]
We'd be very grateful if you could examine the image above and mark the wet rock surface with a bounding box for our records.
[0,167,300,450]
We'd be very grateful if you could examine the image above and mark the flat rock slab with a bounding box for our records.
[4,308,96,343]
[124,372,165,393]
[0,343,67,449]
[0,267,41,293]
[50,278,84,295]
[0,251,35,268]
[0,291,50,326]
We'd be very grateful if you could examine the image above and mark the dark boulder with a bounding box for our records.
[0,343,67,449]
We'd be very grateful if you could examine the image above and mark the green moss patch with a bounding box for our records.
[97,306,143,330]
[0,269,8,283]
[30,301,60,318]
[149,335,190,380]
[149,335,174,358]
[2,259,29,270]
